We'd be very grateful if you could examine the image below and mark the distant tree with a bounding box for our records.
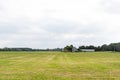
[78,45,96,51]
[101,44,108,51]
[78,46,85,51]
[108,43,120,51]
[115,43,120,51]
[100,43,120,52]
[63,45,73,52]
[78,46,85,49]
[95,46,102,51]
[86,45,95,49]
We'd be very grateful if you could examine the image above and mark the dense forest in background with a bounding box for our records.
[0,42,120,52]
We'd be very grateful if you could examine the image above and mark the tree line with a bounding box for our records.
[0,47,62,51]
[64,42,120,52]
[0,42,120,52]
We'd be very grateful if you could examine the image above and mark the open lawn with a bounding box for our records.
[0,51,120,80]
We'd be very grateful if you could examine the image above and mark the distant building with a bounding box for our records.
[80,49,95,52]
[72,47,78,52]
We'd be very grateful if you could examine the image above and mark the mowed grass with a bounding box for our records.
[0,52,120,80]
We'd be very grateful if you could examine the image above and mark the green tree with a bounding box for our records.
[63,45,73,52]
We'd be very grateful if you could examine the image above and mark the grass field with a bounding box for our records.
[0,51,120,80]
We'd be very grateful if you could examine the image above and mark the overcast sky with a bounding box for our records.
[0,0,120,48]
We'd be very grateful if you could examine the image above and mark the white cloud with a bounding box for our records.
[0,0,120,48]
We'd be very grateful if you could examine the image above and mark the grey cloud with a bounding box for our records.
[0,7,2,11]
[0,0,119,48]
[0,17,108,48]
[75,23,105,34]
[36,19,105,35]
[0,4,3,10]
[101,0,120,14]
[0,24,19,35]
[43,22,79,34]
[1,32,63,48]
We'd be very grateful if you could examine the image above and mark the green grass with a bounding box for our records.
[0,51,120,80]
